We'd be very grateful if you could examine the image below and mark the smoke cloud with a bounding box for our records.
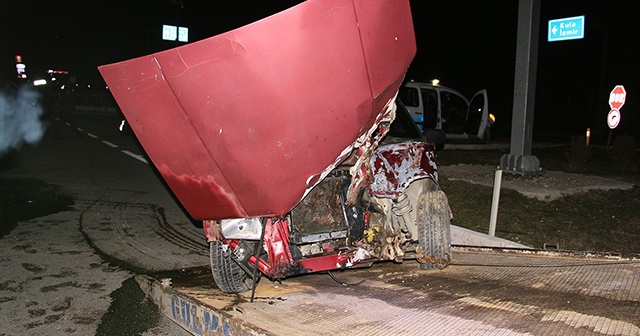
[0,85,45,155]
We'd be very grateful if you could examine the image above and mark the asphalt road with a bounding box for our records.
[0,110,207,335]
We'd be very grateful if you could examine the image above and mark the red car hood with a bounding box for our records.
[98,0,416,220]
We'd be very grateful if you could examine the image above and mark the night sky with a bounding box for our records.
[2,0,639,143]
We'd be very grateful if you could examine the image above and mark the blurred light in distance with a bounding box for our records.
[586,128,591,145]
[48,69,69,74]
[33,79,47,86]
[431,79,440,86]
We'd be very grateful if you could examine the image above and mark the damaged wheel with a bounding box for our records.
[210,241,254,293]
[417,190,451,270]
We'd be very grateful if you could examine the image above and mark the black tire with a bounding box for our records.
[417,190,452,270]
[209,241,254,293]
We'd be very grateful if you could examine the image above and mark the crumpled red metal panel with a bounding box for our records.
[263,219,295,278]
[98,0,416,220]
[368,141,438,198]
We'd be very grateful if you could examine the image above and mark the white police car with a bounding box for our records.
[399,81,493,143]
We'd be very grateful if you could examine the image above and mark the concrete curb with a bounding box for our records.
[451,224,531,249]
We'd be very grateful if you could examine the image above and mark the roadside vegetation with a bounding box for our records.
[437,141,639,255]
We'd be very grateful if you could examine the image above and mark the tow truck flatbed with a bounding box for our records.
[137,248,640,335]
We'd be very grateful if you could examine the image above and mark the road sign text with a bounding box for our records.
[548,16,585,42]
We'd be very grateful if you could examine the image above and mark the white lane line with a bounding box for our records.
[63,118,147,164]
[121,150,149,164]
[101,140,119,148]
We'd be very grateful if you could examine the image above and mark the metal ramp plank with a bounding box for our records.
[138,250,640,335]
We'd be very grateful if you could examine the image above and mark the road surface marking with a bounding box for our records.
[121,150,149,164]
[101,140,119,148]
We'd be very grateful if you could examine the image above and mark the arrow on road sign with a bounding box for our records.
[608,109,621,129]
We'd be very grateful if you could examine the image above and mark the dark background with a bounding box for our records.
[2,0,639,144]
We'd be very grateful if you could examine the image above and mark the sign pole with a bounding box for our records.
[500,0,541,174]
[489,169,503,237]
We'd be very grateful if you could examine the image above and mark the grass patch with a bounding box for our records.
[437,146,640,254]
[437,145,639,183]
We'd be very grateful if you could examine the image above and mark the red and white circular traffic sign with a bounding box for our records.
[608,109,621,129]
[609,85,626,111]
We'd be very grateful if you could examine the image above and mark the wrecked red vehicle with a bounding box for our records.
[99,0,451,294]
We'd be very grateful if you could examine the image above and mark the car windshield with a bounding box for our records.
[388,99,423,139]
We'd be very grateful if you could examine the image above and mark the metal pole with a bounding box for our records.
[500,0,541,174]
[489,169,503,236]
[250,218,267,303]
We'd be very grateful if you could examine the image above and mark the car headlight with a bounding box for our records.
[220,218,263,240]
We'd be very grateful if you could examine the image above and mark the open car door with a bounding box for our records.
[464,89,489,139]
